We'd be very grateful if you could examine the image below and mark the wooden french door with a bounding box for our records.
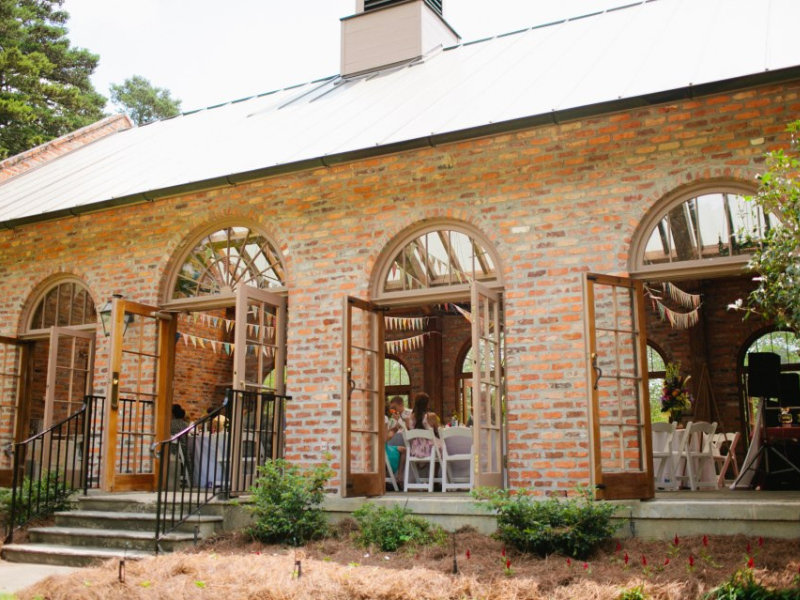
[471,281,505,488]
[0,336,31,481]
[341,297,385,497]
[44,327,95,428]
[229,285,287,486]
[584,273,654,500]
[104,299,175,492]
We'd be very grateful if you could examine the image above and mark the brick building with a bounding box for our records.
[1,0,799,498]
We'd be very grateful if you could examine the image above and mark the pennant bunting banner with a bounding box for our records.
[384,316,430,331]
[663,282,701,309]
[176,332,277,357]
[654,300,701,330]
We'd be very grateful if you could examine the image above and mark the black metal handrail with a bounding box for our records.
[152,389,289,553]
[5,395,105,542]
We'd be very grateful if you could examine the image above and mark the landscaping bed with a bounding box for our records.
[18,530,800,599]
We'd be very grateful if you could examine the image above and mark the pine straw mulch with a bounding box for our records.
[17,527,800,600]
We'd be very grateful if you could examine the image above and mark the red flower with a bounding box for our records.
[566,558,572,567]
[748,557,755,569]
[689,555,695,567]
[642,555,647,567]
[702,535,708,547]
[615,541,622,553]
[673,534,680,546]
[758,537,764,548]
[624,552,629,566]
[506,559,511,570]
[466,550,471,559]
[664,558,670,566]
[583,562,589,570]
[502,547,506,557]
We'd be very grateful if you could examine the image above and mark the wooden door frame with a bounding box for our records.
[471,281,505,489]
[102,299,175,492]
[583,273,654,500]
[341,296,385,497]
[0,336,32,486]
[44,327,96,429]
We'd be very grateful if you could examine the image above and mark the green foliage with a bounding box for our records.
[703,569,798,600]
[618,585,649,600]
[0,0,106,158]
[110,75,181,126]
[472,486,622,559]
[0,472,73,528]
[352,502,446,552]
[247,459,332,546]
[744,121,800,331]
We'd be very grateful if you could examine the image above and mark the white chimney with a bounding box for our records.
[341,0,460,77]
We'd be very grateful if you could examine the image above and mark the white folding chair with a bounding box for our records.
[651,421,678,490]
[684,421,718,490]
[441,427,473,492]
[712,431,741,487]
[403,429,442,492]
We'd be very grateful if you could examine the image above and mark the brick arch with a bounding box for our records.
[367,211,507,300]
[626,174,758,275]
[158,212,290,304]
[18,271,99,335]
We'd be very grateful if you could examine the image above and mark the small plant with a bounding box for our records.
[472,485,622,559]
[618,585,649,600]
[703,568,799,600]
[1,472,73,528]
[247,459,333,546]
[352,502,446,552]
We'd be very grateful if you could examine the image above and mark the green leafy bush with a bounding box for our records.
[703,569,798,600]
[619,585,649,600]
[352,502,446,552]
[247,459,333,546]
[472,485,622,559]
[1,472,73,528]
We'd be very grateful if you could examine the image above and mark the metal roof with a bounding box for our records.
[2,0,800,228]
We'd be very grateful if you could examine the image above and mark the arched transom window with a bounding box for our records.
[639,191,772,269]
[173,226,286,299]
[27,279,96,333]
[380,227,499,295]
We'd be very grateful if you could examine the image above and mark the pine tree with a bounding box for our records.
[110,75,182,126]
[0,0,106,159]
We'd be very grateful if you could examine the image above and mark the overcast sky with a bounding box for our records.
[62,0,631,112]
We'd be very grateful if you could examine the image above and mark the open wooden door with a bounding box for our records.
[584,273,654,500]
[104,299,175,492]
[0,336,31,484]
[471,281,505,489]
[341,297,385,497]
[229,285,287,486]
[44,327,95,428]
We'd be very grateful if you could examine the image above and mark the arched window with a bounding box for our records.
[632,186,766,276]
[742,330,800,371]
[384,356,411,405]
[741,329,800,427]
[374,222,502,300]
[27,278,97,334]
[171,225,286,300]
[647,342,667,423]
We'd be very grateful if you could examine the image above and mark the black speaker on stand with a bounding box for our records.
[738,352,800,488]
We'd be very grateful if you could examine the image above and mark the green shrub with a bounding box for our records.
[352,502,446,552]
[472,485,622,559]
[618,585,649,600]
[703,569,798,600]
[247,459,333,546]
[1,472,73,528]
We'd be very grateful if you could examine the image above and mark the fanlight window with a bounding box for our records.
[385,357,411,386]
[642,193,773,266]
[173,227,286,299]
[743,330,800,369]
[29,280,96,332]
[383,229,497,293]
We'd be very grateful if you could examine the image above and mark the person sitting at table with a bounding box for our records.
[406,392,442,458]
[171,404,190,435]
[206,406,227,434]
[385,396,411,431]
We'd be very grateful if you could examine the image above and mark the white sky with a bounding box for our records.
[62,0,631,112]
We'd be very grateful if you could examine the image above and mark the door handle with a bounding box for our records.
[591,354,603,390]
[111,371,120,410]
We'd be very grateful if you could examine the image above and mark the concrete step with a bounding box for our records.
[54,510,223,536]
[28,526,198,553]
[1,543,153,567]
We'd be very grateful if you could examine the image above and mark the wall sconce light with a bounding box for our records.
[100,294,133,337]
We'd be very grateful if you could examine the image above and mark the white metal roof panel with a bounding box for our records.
[1,0,799,226]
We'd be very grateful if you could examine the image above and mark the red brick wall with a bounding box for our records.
[0,81,798,493]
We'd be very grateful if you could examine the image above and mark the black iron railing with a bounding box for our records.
[152,389,288,553]
[5,395,105,542]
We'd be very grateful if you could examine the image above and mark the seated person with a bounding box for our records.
[385,396,411,432]
[406,392,442,458]
[170,404,190,435]
[206,406,227,434]
[385,397,409,486]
